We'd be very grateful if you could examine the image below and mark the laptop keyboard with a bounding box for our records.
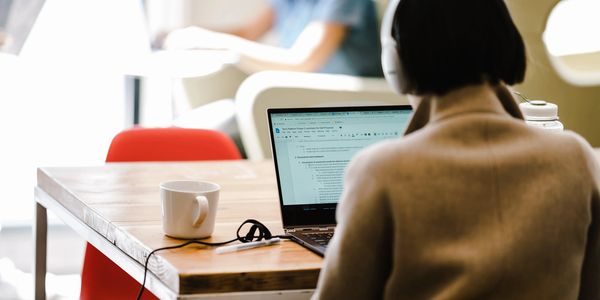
[305,232,334,247]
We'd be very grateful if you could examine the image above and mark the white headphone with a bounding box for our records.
[380,0,403,94]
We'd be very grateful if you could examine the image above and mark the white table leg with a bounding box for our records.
[34,201,47,300]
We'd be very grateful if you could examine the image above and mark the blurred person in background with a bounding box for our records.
[163,0,383,77]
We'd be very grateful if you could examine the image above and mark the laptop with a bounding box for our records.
[0,0,46,55]
[267,105,413,256]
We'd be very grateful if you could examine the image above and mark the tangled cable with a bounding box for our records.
[136,219,290,300]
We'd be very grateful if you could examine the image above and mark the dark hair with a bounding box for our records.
[392,0,526,96]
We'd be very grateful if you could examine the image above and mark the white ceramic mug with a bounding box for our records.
[160,180,220,239]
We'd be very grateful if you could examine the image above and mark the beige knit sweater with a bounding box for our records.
[312,84,600,299]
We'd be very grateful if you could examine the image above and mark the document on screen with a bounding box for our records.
[271,109,411,206]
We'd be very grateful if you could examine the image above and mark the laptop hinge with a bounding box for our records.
[285,225,336,233]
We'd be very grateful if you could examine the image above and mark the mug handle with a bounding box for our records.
[193,195,209,227]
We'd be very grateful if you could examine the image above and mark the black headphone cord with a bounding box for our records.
[136,219,291,300]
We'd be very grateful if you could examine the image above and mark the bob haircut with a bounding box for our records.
[392,0,526,96]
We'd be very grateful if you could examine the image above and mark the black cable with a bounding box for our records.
[136,219,291,300]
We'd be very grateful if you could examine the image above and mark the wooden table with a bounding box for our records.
[33,150,600,299]
[34,160,322,299]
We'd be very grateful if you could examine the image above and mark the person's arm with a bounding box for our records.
[577,139,600,299]
[232,21,347,72]
[312,149,393,300]
[165,21,347,73]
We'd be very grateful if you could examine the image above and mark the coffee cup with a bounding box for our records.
[160,180,220,239]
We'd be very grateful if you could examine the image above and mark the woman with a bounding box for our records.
[312,0,600,299]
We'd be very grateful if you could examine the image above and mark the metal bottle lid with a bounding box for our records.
[519,100,559,121]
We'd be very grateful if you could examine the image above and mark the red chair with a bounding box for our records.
[80,127,241,300]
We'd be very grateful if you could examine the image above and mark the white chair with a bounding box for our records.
[172,64,248,112]
[235,71,408,161]
[173,0,406,161]
[506,0,600,146]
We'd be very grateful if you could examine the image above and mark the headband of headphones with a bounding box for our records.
[380,0,403,94]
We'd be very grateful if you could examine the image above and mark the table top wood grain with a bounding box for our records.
[37,160,323,295]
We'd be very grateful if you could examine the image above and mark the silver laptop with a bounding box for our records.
[0,0,46,55]
[267,105,413,256]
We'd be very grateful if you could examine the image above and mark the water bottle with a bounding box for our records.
[519,100,564,132]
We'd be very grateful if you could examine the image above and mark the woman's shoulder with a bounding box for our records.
[561,130,594,149]
[560,130,600,172]
[501,127,600,185]
[532,129,596,160]
[346,134,424,176]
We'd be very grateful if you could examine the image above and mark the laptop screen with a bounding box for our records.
[268,105,412,227]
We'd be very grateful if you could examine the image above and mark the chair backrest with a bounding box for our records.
[505,0,600,146]
[235,71,408,160]
[106,127,242,162]
[81,127,241,300]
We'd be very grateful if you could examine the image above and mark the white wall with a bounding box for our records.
[146,0,269,33]
[0,0,150,224]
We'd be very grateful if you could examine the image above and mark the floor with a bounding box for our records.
[0,223,85,299]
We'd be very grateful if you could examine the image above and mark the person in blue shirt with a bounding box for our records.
[164,0,383,77]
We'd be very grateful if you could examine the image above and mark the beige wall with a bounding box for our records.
[507,0,600,147]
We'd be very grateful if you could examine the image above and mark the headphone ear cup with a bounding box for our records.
[381,42,403,94]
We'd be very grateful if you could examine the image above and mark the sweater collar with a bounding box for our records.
[404,84,524,135]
